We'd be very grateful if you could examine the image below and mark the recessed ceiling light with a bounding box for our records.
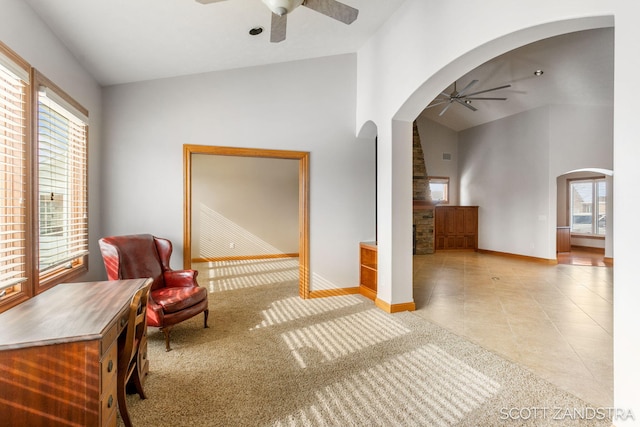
[534,69,544,76]
[249,27,264,36]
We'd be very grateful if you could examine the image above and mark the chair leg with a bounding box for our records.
[130,368,147,400]
[117,376,133,427]
[204,308,209,328]
[162,327,172,352]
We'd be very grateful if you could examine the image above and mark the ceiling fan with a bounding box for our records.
[196,0,359,43]
[426,80,511,116]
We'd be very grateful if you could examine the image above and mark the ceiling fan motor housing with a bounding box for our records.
[262,0,304,16]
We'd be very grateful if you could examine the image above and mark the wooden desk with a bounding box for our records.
[0,278,150,427]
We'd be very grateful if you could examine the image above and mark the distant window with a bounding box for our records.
[428,176,449,204]
[569,178,606,236]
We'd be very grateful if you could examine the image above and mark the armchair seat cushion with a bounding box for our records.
[151,286,208,314]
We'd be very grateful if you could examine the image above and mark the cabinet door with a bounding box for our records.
[454,208,465,235]
[463,207,478,235]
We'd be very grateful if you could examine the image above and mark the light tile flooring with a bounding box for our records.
[412,251,613,408]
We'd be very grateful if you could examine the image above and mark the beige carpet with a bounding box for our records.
[121,259,612,426]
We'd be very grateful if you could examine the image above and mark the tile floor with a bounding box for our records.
[412,251,613,408]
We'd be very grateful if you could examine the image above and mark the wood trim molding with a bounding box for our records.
[192,253,299,263]
[477,249,557,265]
[183,145,311,298]
[359,285,377,301]
[309,288,360,298]
[374,298,416,313]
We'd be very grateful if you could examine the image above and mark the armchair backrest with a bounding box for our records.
[99,234,168,291]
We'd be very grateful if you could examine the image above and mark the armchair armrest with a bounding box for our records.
[146,293,165,327]
[163,269,199,288]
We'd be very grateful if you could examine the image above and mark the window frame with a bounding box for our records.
[567,176,606,238]
[427,176,450,204]
[0,42,89,313]
[0,41,33,311]
[33,70,89,293]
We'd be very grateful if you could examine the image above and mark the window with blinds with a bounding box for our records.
[0,53,29,300]
[37,82,89,279]
[0,43,89,312]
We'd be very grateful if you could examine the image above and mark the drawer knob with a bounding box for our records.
[107,360,113,373]
[120,317,126,327]
[108,395,114,408]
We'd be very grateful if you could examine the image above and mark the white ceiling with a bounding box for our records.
[23,0,406,86]
[23,1,613,131]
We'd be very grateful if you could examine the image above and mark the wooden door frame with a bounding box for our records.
[183,145,310,298]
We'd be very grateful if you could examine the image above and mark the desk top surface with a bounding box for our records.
[0,279,149,350]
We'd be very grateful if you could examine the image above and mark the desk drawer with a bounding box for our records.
[101,342,118,396]
[101,375,117,427]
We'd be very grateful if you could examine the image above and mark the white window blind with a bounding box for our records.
[0,61,28,294]
[37,87,88,274]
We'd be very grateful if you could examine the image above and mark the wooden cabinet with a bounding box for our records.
[359,242,377,301]
[435,206,478,251]
[556,226,571,252]
[0,279,149,427]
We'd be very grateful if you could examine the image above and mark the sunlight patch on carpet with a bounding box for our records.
[281,309,411,368]
[273,345,501,426]
[194,258,299,292]
[251,295,363,330]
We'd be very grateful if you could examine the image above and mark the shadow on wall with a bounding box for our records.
[196,203,288,259]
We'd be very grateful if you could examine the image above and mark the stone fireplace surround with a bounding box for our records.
[412,121,435,255]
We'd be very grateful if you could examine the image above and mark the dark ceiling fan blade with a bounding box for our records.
[195,0,228,3]
[424,100,451,109]
[456,80,478,97]
[464,84,511,98]
[270,13,287,43]
[454,98,477,111]
[439,102,454,116]
[465,97,508,101]
[303,0,359,24]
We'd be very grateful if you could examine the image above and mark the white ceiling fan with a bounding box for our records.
[196,0,359,43]
[426,80,512,116]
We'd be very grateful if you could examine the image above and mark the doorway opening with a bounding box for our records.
[183,145,310,298]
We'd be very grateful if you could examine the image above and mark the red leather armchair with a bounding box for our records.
[99,234,209,351]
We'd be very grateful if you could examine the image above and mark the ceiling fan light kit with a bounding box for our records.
[262,0,304,16]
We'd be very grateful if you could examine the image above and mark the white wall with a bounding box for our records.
[102,54,376,291]
[459,107,551,258]
[356,0,638,421]
[549,104,614,175]
[415,116,459,205]
[191,155,299,258]
[458,104,613,259]
[1,0,103,281]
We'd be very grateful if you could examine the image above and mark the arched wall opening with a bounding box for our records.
[368,12,617,410]
[355,1,640,420]
[378,16,615,309]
